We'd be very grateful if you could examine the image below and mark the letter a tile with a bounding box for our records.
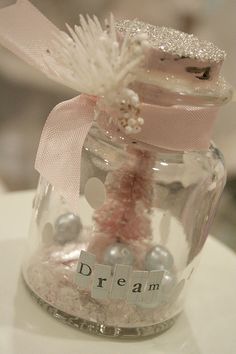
[127,271,148,304]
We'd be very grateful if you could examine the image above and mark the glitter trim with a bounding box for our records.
[116,20,226,63]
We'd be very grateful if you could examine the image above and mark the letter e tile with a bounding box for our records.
[110,264,131,300]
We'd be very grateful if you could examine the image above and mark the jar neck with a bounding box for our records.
[96,101,219,152]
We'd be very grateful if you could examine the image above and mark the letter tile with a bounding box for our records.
[127,270,148,304]
[110,264,132,300]
[91,264,112,300]
[75,250,96,289]
[143,270,164,304]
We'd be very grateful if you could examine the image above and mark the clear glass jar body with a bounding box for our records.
[22,125,226,338]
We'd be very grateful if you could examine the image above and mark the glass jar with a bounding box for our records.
[22,123,226,338]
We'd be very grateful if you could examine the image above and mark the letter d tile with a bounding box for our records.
[75,250,96,289]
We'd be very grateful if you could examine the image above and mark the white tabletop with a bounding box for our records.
[0,191,235,354]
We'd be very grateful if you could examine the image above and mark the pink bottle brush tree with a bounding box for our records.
[88,147,155,266]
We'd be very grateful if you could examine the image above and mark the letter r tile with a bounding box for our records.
[91,264,112,300]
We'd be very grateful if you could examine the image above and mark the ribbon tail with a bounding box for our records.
[35,94,96,213]
[0,0,63,83]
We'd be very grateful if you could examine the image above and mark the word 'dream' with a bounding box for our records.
[75,250,164,304]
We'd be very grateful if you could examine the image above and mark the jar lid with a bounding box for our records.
[116,20,232,106]
[94,19,233,150]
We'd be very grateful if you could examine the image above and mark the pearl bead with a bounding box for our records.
[123,88,134,98]
[130,95,139,106]
[125,126,133,134]
[160,270,177,297]
[137,117,144,125]
[138,270,177,309]
[103,243,134,267]
[145,245,174,271]
[54,213,82,244]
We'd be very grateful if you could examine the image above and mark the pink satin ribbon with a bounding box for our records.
[0,0,64,84]
[98,103,218,151]
[35,94,96,212]
[0,0,220,211]
[34,94,218,211]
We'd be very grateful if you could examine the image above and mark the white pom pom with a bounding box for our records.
[123,88,135,98]
[137,117,144,125]
[45,15,146,136]
[131,95,139,106]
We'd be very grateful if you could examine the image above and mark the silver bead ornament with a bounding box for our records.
[54,213,82,244]
[103,243,134,267]
[138,270,177,309]
[145,245,174,271]
[160,270,177,298]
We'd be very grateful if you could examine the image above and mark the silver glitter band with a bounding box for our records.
[116,19,225,63]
